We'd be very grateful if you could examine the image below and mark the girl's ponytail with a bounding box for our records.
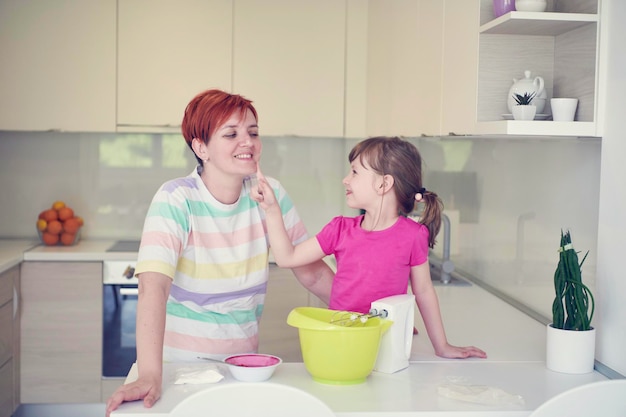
[417,189,443,249]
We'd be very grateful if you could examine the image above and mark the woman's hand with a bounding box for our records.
[105,375,162,417]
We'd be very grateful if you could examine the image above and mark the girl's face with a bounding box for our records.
[342,157,382,210]
[205,109,261,179]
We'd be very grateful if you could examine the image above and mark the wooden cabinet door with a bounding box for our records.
[0,266,19,417]
[233,0,346,137]
[440,0,480,136]
[0,306,12,417]
[11,269,19,416]
[365,0,445,137]
[0,0,116,132]
[20,262,102,403]
[117,0,233,129]
[364,0,479,137]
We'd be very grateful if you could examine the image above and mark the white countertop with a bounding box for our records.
[411,284,547,362]
[0,238,138,273]
[111,362,607,416]
[109,282,608,416]
[22,239,137,261]
[3,238,610,416]
[0,239,39,272]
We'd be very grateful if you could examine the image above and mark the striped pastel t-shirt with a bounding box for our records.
[135,167,307,362]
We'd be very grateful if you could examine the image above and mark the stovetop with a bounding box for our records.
[107,240,141,252]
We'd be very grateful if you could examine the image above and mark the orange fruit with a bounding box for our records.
[52,200,66,210]
[46,220,63,235]
[41,209,58,222]
[58,207,74,221]
[63,218,81,234]
[36,219,47,232]
[41,232,59,246]
[60,233,76,246]
[75,216,84,226]
[38,210,47,220]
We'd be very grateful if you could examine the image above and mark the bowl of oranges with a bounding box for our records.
[36,201,84,246]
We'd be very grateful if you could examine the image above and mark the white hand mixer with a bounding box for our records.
[329,294,415,374]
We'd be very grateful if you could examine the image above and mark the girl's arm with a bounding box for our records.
[410,262,487,359]
[253,173,325,268]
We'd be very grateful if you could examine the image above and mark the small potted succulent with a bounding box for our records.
[546,230,596,374]
[511,92,537,120]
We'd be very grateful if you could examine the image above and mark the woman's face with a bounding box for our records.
[205,109,261,179]
[342,157,382,210]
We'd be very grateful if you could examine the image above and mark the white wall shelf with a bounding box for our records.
[480,12,598,36]
[475,120,597,137]
[476,0,601,137]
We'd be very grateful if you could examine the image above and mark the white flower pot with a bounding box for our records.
[546,324,596,374]
[512,105,537,120]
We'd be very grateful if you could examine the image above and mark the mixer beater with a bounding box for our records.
[330,308,389,327]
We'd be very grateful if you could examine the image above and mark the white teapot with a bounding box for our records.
[507,70,546,114]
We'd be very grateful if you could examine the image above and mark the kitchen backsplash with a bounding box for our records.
[0,131,601,319]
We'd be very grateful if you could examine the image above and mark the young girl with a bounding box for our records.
[253,136,486,359]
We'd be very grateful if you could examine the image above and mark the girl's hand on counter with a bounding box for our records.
[105,376,161,416]
[436,344,488,359]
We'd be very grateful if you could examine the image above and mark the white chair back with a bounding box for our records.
[530,379,626,417]
[169,382,335,417]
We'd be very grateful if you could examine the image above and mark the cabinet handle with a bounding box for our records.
[120,288,139,296]
[13,286,18,320]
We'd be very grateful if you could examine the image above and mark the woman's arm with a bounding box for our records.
[106,272,171,416]
[410,262,487,359]
[290,260,334,305]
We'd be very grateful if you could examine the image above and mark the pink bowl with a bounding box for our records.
[224,354,282,381]
[225,354,281,367]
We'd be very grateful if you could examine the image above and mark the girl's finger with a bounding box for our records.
[256,166,267,182]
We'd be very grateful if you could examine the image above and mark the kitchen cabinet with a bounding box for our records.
[257,265,313,362]
[118,0,347,137]
[474,0,601,137]
[117,0,233,131]
[0,0,116,132]
[364,0,478,137]
[232,0,347,137]
[440,0,481,136]
[20,262,102,404]
[0,266,19,417]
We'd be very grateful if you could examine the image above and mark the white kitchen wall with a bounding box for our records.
[0,131,347,240]
[0,131,601,321]
[595,0,626,377]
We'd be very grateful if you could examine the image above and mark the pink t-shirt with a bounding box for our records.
[316,215,429,314]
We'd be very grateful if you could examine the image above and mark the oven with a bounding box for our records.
[102,259,138,378]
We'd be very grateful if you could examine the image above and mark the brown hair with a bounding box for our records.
[348,136,443,248]
[181,89,258,163]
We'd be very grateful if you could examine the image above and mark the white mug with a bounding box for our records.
[551,98,578,122]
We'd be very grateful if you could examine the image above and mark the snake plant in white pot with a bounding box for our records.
[511,92,537,121]
[546,230,596,374]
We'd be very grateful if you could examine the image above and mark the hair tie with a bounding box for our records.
[415,187,427,201]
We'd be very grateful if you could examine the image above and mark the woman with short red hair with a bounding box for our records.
[106,89,334,415]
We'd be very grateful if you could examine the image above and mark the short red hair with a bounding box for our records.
[181,89,258,148]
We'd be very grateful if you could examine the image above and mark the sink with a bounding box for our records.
[426,213,470,286]
[429,260,472,287]
[107,240,140,252]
